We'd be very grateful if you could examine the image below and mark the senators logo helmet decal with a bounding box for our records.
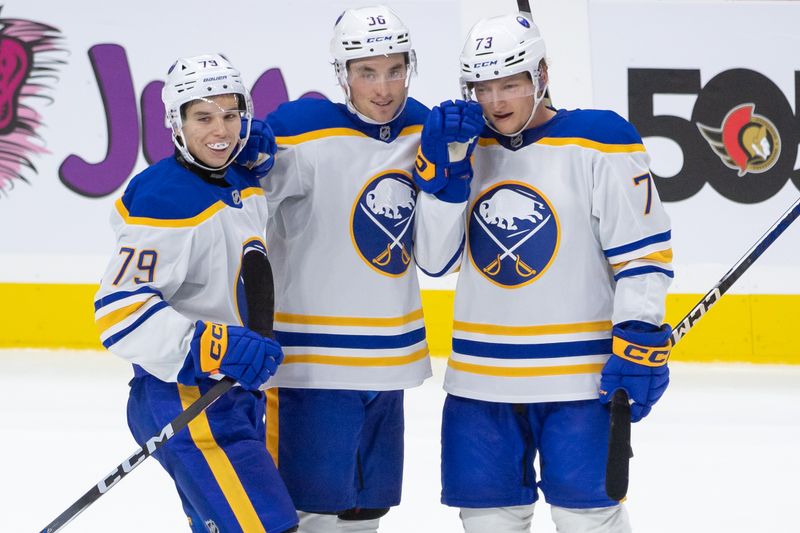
[468,181,559,288]
[351,170,416,277]
[697,103,780,177]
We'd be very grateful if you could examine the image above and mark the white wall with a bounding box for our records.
[0,0,797,293]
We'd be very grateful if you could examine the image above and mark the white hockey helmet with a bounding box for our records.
[459,14,548,135]
[162,53,254,170]
[330,5,417,124]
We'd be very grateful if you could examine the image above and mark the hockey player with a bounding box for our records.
[413,14,674,533]
[93,54,298,533]
[240,5,477,533]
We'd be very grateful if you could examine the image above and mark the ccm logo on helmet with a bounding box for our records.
[367,36,392,43]
[473,60,498,68]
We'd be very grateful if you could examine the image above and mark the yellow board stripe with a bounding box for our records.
[116,188,264,228]
[265,389,279,467]
[454,320,611,336]
[3,283,800,364]
[94,298,151,334]
[283,347,428,367]
[275,308,424,327]
[277,124,422,146]
[177,384,265,533]
[448,359,605,377]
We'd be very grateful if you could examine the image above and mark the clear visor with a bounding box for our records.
[467,76,538,104]
[181,97,248,127]
[346,63,413,87]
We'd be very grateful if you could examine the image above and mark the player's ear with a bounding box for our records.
[537,60,549,88]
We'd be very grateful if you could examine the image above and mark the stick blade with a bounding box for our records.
[606,389,633,501]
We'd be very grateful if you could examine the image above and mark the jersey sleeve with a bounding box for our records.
[264,106,314,206]
[93,199,196,382]
[591,129,673,327]
[413,191,467,277]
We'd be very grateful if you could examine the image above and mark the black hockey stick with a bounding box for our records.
[40,376,236,533]
[606,196,800,501]
[515,0,552,106]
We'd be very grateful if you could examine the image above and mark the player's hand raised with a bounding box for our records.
[236,118,278,179]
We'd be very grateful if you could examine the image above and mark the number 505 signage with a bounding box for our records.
[589,1,800,206]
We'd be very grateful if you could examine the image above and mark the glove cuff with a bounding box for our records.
[434,158,473,203]
[612,322,672,367]
[414,146,445,194]
[190,321,228,373]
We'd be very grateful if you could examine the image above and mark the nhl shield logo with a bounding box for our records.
[697,103,781,177]
[468,181,559,288]
[351,170,416,277]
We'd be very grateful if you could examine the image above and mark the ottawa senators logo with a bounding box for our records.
[351,170,416,277]
[468,181,559,288]
[696,103,780,177]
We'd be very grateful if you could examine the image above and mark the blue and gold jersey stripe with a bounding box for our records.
[275,309,424,327]
[454,320,611,336]
[448,359,605,377]
[116,187,264,228]
[283,347,428,367]
[276,124,422,146]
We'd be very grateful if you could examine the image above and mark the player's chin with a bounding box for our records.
[491,116,524,135]
[200,148,234,167]
[370,101,400,121]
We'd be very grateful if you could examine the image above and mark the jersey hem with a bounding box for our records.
[442,494,538,508]
[266,374,431,391]
[443,385,600,404]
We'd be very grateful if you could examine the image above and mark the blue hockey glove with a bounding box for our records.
[181,321,283,391]
[413,100,484,203]
[236,118,277,179]
[599,321,671,423]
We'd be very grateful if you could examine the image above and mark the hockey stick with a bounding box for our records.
[515,0,552,106]
[42,246,277,531]
[40,376,236,533]
[605,196,800,501]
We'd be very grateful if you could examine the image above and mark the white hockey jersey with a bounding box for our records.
[264,98,433,391]
[94,157,268,382]
[415,108,673,403]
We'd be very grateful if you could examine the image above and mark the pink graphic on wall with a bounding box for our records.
[0,11,64,197]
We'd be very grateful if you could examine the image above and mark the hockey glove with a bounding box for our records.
[236,118,277,179]
[599,320,671,423]
[413,100,484,203]
[182,321,283,391]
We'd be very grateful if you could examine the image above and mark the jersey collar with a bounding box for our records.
[482,107,565,151]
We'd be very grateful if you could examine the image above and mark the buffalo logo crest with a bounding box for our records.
[697,103,780,177]
[0,10,64,197]
[351,170,416,277]
[468,181,559,288]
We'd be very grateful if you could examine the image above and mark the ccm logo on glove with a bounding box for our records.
[612,337,670,367]
[200,322,228,370]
